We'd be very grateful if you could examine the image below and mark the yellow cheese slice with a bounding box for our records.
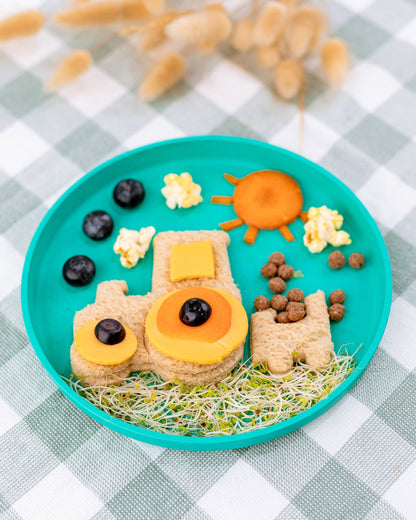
[145,288,248,364]
[74,320,137,366]
[170,240,215,281]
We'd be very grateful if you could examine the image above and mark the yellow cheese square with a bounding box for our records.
[170,241,215,282]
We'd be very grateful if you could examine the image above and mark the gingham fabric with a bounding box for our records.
[1,0,416,518]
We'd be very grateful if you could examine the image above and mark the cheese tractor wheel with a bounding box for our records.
[145,287,248,364]
[74,320,137,365]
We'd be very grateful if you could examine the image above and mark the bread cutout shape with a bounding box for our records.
[211,170,308,244]
[250,290,333,374]
[71,230,247,386]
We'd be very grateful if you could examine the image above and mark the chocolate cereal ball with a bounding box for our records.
[328,250,345,269]
[268,252,286,266]
[260,262,278,279]
[287,288,304,302]
[275,312,291,323]
[254,295,271,311]
[328,303,345,321]
[329,289,346,305]
[269,277,286,294]
[286,302,306,322]
[349,253,365,269]
[278,264,294,280]
[271,294,288,311]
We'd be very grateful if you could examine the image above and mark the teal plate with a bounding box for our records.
[21,136,392,450]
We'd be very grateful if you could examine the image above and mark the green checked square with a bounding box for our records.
[65,431,152,503]
[0,180,43,234]
[293,459,378,520]
[57,121,120,172]
[336,16,391,59]
[107,463,193,520]
[346,115,408,164]
[25,391,101,460]
[0,72,51,119]
[377,373,416,449]
[0,312,29,365]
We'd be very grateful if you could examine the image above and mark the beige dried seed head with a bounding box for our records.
[253,2,287,47]
[256,45,280,68]
[138,10,178,51]
[165,9,232,46]
[274,59,303,99]
[142,0,165,14]
[45,50,93,90]
[231,18,254,53]
[138,53,186,101]
[286,5,324,59]
[321,37,349,85]
[0,10,44,40]
[55,0,148,26]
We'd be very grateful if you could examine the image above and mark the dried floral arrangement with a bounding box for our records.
[0,1,349,103]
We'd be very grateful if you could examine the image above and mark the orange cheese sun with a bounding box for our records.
[211,169,307,244]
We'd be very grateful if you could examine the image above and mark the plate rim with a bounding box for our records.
[21,135,393,450]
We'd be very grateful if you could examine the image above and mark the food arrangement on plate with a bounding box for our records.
[61,167,368,437]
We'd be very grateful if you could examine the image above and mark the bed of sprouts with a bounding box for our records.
[64,351,356,437]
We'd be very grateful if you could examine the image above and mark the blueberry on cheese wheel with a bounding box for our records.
[180,298,212,327]
[113,179,145,209]
[95,319,126,345]
[63,255,95,286]
[82,210,113,240]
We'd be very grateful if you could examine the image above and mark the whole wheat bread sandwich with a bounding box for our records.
[71,230,247,386]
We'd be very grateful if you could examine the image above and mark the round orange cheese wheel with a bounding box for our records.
[157,287,232,341]
[145,287,248,364]
[74,320,137,365]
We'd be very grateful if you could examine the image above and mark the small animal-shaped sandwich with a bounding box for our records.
[250,290,333,374]
[71,230,248,386]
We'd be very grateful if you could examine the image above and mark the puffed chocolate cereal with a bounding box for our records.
[260,262,278,278]
[271,294,288,311]
[328,250,345,269]
[329,289,346,305]
[275,311,291,323]
[278,264,294,280]
[268,277,287,294]
[287,288,304,302]
[286,302,306,322]
[328,303,345,321]
[254,295,271,311]
[268,252,286,266]
[349,253,365,269]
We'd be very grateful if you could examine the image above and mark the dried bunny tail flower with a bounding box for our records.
[232,18,255,53]
[256,45,280,68]
[286,5,324,59]
[253,1,287,47]
[138,53,185,101]
[137,10,179,51]
[121,0,151,22]
[165,8,232,46]
[55,0,148,26]
[321,37,349,85]
[142,0,165,14]
[274,59,303,99]
[45,49,93,90]
[0,10,44,40]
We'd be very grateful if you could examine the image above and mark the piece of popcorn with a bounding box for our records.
[303,206,350,253]
[161,172,202,209]
[113,226,156,268]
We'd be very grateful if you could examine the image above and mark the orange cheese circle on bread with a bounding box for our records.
[145,287,248,364]
[157,287,232,341]
[74,320,137,365]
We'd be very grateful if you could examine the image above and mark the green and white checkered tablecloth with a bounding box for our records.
[1,0,416,518]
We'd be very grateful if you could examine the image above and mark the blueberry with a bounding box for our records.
[63,255,96,286]
[82,210,113,240]
[180,298,212,327]
[95,319,126,345]
[113,179,145,209]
